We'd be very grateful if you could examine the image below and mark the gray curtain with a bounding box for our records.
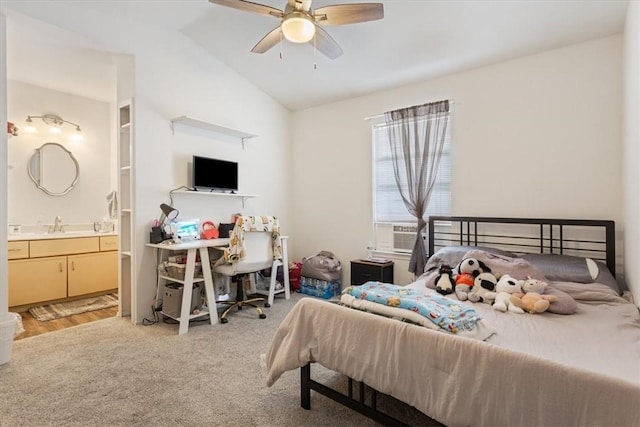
[384,100,449,275]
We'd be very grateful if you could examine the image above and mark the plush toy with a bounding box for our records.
[435,264,455,295]
[493,274,525,313]
[454,257,490,301]
[510,292,558,314]
[521,276,549,294]
[510,276,558,314]
[468,272,498,304]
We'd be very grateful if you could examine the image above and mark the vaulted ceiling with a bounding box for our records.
[2,0,630,111]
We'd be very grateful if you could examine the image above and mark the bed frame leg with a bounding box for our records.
[301,363,311,410]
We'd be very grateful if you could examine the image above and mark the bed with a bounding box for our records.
[265,216,640,426]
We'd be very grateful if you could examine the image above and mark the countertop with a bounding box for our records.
[8,231,118,241]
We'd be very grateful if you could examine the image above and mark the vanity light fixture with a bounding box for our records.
[24,114,83,139]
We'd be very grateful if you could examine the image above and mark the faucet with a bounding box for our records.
[49,216,64,233]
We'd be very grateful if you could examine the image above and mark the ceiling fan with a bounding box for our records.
[208,0,384,59]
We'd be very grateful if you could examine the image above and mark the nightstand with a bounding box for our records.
[350,260,394,285]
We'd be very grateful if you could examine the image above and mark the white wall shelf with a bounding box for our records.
[172,189,257,208]
[170,116,257,148]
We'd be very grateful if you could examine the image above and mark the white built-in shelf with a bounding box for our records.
[170,116,257,148]
[173,189,257,207]
[173,189,256,198]
[159,275,204,285]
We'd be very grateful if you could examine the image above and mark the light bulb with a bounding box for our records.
[24,117,37,133]
[71,131,84,142]
[281,14,315,43]
[49,126,62,134]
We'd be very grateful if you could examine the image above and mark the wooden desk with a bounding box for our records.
[147,238,229,335]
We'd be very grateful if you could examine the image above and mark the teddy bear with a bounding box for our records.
[520,276,549,294]
[493,274,525,313]
[510,292,558,314]
[454,257,490,301]
[435,264,455,295]
[468,272,498,304]
[510,277,557,314]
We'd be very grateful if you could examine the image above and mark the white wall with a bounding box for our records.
[624,1,640,306]
[7,80,113,226]
[128,30,292,323]
[1,14,8,320]
[292,36,624,287]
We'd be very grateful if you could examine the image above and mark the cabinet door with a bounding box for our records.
[68,252,118,297]
[9,256,67,307]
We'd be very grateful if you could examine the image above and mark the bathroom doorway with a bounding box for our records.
[4,9,126,335]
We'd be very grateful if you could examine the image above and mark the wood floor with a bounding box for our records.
[14,306,118,340]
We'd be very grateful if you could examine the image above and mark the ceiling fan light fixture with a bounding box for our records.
[281,12,315,43]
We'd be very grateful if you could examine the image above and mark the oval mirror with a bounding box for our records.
[28,142,80,196]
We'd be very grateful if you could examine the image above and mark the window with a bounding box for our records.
[372,115,451,251]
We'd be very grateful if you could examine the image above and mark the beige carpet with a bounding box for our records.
[1,293,441,426]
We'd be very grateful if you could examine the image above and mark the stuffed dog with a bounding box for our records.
[493,274,525,313]
[468,272,498,304]
[454,257,490,301]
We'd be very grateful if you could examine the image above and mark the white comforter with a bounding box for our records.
[266,281,640,427]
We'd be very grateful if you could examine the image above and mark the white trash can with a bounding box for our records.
[0,314,17,365]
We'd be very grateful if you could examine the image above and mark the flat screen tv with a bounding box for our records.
[192,156,238,192]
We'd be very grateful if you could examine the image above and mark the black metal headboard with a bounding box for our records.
[428,216,616,277]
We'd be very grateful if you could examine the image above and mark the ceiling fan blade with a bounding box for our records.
[312,25,343,59]
[314,3,384,26]
[209,0,283,18]
[251,27,282,54]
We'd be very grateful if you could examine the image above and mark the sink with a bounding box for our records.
[57,230,96,235]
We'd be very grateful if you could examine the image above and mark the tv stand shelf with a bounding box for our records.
[170,116,257,148]
[172,189,257,207]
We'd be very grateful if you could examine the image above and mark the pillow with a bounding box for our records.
[424,246,517,274]
[544,286,578,315]
[520,253,620,295]
[462,249,547,281]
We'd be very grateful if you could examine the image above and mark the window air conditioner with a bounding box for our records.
[374,223,425,253]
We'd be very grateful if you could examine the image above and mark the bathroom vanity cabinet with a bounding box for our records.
[8,235,118,308]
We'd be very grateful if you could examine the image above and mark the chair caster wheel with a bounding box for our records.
[221,318,228,324]
[264,303,271,308]
[259,313,267,319]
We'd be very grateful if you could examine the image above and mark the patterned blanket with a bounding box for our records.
[220,215,282,263]
[344,281,482,333]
